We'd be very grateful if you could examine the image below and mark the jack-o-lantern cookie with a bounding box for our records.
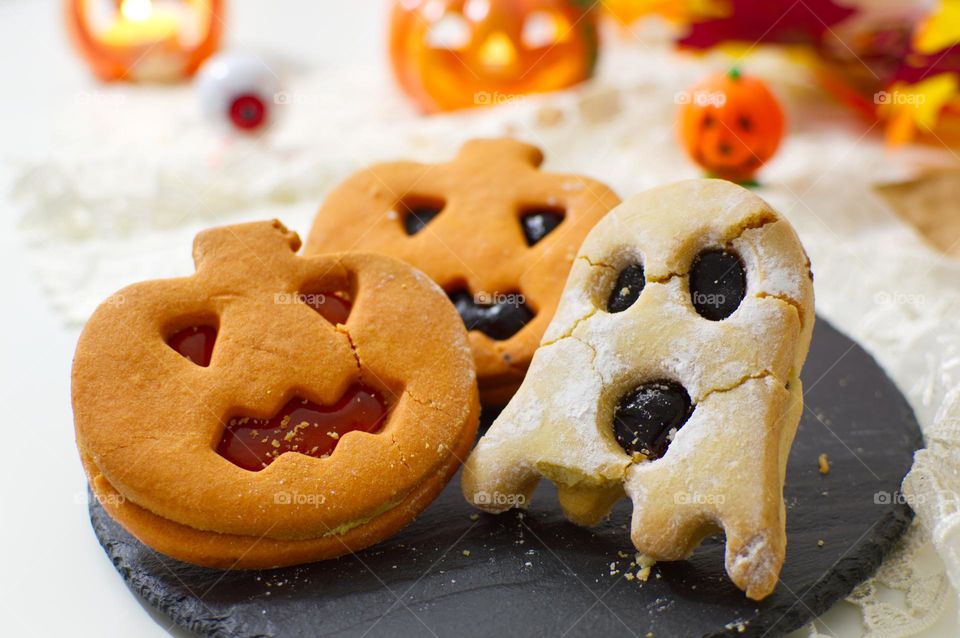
[461,180,814,600]
[304,138,621,405]
[73,220,479,568]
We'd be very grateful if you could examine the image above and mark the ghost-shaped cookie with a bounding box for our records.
[461,179,814,600]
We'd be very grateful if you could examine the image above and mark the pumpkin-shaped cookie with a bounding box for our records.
[305,138,621,405]
[73,220,479,568]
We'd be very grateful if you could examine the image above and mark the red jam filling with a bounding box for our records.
[216,385,388,471]
[303,292,351,325]
[167,326,217,367]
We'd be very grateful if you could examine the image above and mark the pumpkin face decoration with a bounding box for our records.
[679,69,786,183]
[73,221,479,568]
[66,0,223,82]
[305,138,621,405]
[389,0,599,113]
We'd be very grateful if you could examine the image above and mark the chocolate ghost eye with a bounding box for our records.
[520,209,564,246]
[689,249,746,321]
[613,380,693,459]
[401,201,444,235]
[449,290,534,341]
[607,263,645,313]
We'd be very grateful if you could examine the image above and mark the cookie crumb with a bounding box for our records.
[462,550,471,557]
[327,431,340,440]
[469,514,479,521]
[817,539,825,547]
[818,453,830,474]
[270,439,280,448]
[632,553,656,582]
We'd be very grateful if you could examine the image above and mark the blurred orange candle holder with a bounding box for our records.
[66,0,223,82]
[389,0,599,113]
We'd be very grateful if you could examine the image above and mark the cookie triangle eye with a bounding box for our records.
[613,380,692,459]
[520,208,564,246]
[167,325,217,367]
[607,263,645,313]
[400,200,444,236]
[689,249,746,321]
[299,291,352,325]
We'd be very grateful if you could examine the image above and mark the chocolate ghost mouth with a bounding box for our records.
[614,380,694,460]
[216,385,389,472]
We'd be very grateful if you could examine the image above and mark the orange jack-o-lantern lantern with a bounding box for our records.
[389,0,599,113]
[65,0,223,82]
[679,69,786,183]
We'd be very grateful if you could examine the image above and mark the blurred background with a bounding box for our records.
[2,1,960,636]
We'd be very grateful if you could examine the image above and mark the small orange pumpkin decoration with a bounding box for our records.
[65,0,223,82]
[389,0,599,113]
[679,68,786,183]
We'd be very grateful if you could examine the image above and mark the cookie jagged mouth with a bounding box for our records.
[448,289,534,341]
[216,385,389,472]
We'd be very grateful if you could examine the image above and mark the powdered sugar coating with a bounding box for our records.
[462,179,814,600]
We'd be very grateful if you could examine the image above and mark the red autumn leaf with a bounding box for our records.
[678,0,857,50]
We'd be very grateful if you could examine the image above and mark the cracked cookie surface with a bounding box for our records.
[461,179,814,600]
[73,220,479,568]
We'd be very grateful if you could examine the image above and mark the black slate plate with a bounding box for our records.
[89,318,921,638]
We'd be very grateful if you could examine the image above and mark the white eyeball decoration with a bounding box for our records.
[196,51,279,132]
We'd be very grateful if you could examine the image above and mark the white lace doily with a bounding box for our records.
[12,37,960,635]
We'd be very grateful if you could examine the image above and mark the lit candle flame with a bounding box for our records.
[120,0,154,22]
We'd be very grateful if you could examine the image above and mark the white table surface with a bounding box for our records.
[0,1,956,636]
